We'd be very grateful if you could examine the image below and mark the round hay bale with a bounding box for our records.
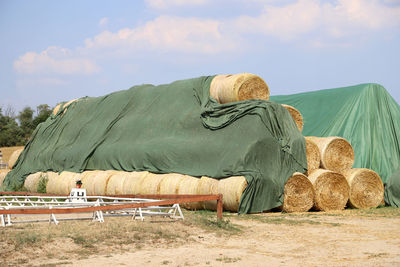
[304,137,321,175]
[45,172,61,194]
[80,171,98,195]
[283,172,315,213]
[139,173,169,195]
[91,170,117,195]
[198,176,219,210]
[307,136,354,172]
[178,175,202,210]
[341,168,384,209]
[122,171,150,194]
[282,104,303,132]
[52,104,61,116]
[159,173,186,194]
[58,171,82,195]
[105,171,128,195]
[308,169,349,211]
[8,148,23,169]
[218,176,247,212]
[0,170,10,187]
[210,73,269,103]
[24,172,44,192]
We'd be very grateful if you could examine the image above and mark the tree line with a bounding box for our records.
[0,104,52,147]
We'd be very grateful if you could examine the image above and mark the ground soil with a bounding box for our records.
[2,208,399,267]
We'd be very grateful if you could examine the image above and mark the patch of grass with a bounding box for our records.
[216,256,241,263]
[15,231,42,248]
[37,174,48,193]
[183,210,242,234]
[162,260,170,265]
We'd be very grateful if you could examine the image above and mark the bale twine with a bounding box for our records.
[0,170,10,187]
[282,172,315,213]
[105,171,127,195]
[24,172,44,192]
[45,172,62,194]
[210,73,269,103]
[308,169,349,211]
[304,137,321,175]
[282,104,303,132]
[198,176,219,210]
[218,176,247,212]
[341,168,384,209]
[307,136,355,172]
[122,171,150,194]
[8,148,23,169]
[159,173,186,194]
[177,175,202,210]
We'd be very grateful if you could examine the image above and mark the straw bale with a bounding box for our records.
[52,99,78,116]
[304,137,321,175]
[45,172,62,194]
[58,171,83,195]
[8,148,23,169]
[198,176,219,210]
[159,173,186,194]
[341,168,384,209]
[80,171,98,195]
[210,73,269,103]
[282,104,303,132]
[218,176,247,212]
[139,172,169,195]
[177,175,202,210]
[52,104,61,116]
[282,172,315,213]
[308,169,349,211]
[90,170,117,195]
[122,171,150,194]
[0,170,10,187]
[24,172,43,192]
[105,171,128,195]
[307,136,354,172]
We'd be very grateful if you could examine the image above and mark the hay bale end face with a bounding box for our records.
[282,104,303,132]
[210,73,269,103]
[308,169,349,211]
[341,168,384,209]
[105,171,127,195]
[305,137,321,175]
[283,172,315,213]
[8,148,24,169]
[218,176,247,212]
[307,136,355,173]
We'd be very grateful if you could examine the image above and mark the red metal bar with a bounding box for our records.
[217,194,223,220]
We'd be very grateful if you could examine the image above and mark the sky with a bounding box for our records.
[1,0,399,113]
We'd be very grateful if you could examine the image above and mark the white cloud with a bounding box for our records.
[14,46,100,75]
[145,0,209,9]
[85,16,236,54]
[99,17,109,27]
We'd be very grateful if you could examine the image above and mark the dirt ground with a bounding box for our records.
[1,207,400,267]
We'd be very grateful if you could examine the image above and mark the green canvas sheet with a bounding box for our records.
[2,76,306,214]
[385,168,400,207]
[271,83,400,207]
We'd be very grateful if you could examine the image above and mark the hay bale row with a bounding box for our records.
[210,73,269,104]
[282,172,315,213]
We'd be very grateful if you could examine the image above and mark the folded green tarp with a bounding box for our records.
[2,76,306,213]
[271,83,400,206]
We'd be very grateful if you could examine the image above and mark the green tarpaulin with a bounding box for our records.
[271,83,400,206]
[2,76,306,214]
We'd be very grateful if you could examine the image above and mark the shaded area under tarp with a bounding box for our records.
[271,83,400,207]
[2,76,306,214]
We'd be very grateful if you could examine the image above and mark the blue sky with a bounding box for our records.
[1,0,399,113]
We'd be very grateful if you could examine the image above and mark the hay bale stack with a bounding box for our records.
[8,148,23,169]
[307,136,354,172]
[45,172,62,194]
[159,173,186,194]
[308,169,350,211]
[305,137,321,174]
[210,73,269,103]
[24,172,44,192]
[122,171,150,194]
[198,176,219,210]
[218,176,247,212]
[178,175,202,210]
[341,168,384,209]
[0,170,10,186]
[282,172,315,213]
[105,171,127,195]
[282,104,303,132]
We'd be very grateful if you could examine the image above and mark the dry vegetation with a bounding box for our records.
[1,207,399,266]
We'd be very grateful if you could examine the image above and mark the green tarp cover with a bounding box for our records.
[2,76,306,214]
[270,83,400,207]
[385,168,400,207]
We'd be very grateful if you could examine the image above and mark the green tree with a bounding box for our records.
[33,104,52,128]
[0,107,24,146]
[18,107,35,142]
